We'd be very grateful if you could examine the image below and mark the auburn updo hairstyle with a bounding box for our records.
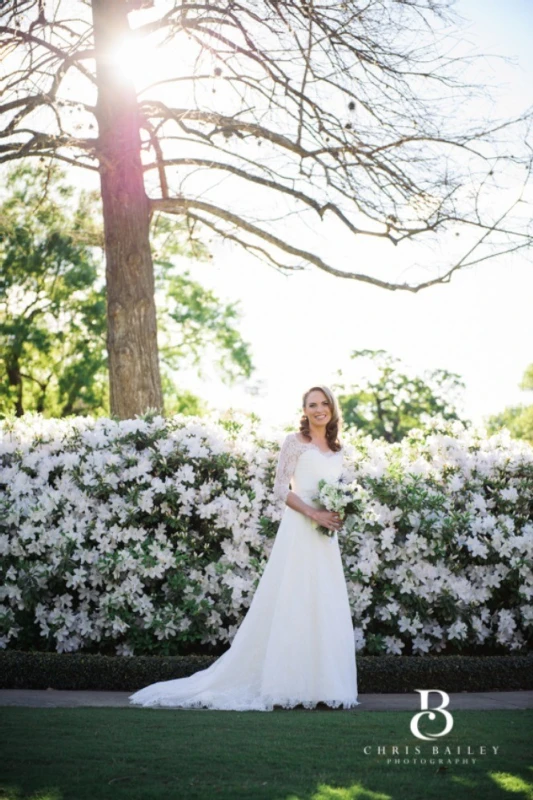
[299,385,343,453]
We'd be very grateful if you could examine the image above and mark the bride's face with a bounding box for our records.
[304,390,332,428]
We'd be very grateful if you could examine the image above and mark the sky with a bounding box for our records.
[169,0,533,429]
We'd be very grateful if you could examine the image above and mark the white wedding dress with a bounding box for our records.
[129,432,360,711]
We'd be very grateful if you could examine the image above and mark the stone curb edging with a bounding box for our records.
[1,689,532,711]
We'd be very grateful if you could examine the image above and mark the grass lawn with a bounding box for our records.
[0,707,532,800]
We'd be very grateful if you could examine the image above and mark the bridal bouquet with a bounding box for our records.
[311,477,368,537]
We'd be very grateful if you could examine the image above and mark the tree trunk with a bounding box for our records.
[6,356,23,417]
[91,0,163,419]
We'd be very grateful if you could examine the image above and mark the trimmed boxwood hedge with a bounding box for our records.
[1,650,532,693]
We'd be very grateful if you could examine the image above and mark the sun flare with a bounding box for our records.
[111,31,204,95]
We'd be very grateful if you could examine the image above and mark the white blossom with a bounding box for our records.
[0,412,531,656]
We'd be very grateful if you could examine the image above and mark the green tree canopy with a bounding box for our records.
[0,163,108,417]
[486,363,533,444]
[0,163,254,418]
[334,349,468,442]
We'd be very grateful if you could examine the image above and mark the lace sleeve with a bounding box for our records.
[272,434,301,503]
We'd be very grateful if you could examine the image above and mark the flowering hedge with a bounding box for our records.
[0,411,532,657]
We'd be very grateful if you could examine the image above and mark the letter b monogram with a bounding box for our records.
[410,689,454,741]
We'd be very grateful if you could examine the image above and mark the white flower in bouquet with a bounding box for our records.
[311,477,368,537]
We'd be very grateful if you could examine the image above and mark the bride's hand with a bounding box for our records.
[311,509,343,531]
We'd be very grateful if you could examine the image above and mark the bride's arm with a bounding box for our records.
[285,490,321,522]
[274,434,329,524]
[272,434,319,521]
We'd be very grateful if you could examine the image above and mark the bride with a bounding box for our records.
[129,384,360,711]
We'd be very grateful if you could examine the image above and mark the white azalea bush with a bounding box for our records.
[339,422,533,656]
[0,411,282,657]
[0,412,531,657]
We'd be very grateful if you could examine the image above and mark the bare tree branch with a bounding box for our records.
[1,0,532,418]
[152,193,510,293]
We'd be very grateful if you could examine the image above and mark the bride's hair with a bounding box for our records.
[299,385,342,452]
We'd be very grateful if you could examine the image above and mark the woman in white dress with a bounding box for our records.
[129,385,360,711]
